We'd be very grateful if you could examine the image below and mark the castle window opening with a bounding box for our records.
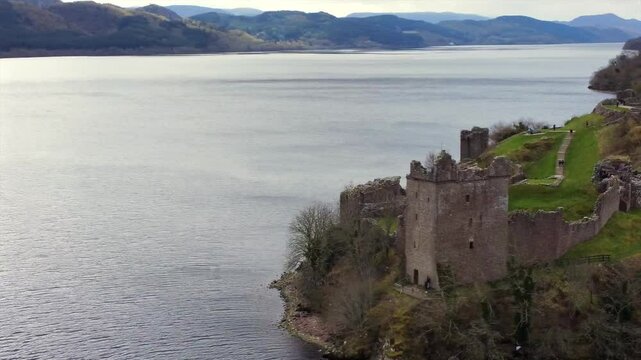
[415,213,418,221]
[469,238,475,249]
[413,269,419,285]
[465,194,470,203]
[469,218,473,227]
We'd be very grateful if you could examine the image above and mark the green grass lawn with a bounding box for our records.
[604,105,630,113]
[561,211,641,261]
[508,114,603,221]
[489,130,566,179]
[526,178,557,186]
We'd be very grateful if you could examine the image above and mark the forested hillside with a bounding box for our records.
[0,0,263,55]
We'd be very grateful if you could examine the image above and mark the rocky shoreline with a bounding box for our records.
[269,272,344,359]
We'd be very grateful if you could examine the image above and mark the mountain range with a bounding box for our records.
[165,5,262,18]
[347,11,489,23]
[0,1,638,57]
[564,13,641,37]
[191,11,632,47]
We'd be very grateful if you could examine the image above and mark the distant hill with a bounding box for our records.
[348,11,488,23]
[192,11,468,48]
[0,0,264,55]
[166,5,261,18]
[0,2,634,57]
[438,16,631,44]
[139,4,181,21]
[565,14,641,37]
[12,0,60,8]
[193,11,631,48]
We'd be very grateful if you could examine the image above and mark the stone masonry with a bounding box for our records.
[460,127,490,162]
[339,177,406,225]
[402,152,512,289]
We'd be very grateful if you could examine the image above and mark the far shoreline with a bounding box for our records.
[0,42,624,60]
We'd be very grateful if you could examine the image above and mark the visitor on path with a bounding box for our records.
[424,277,432,291]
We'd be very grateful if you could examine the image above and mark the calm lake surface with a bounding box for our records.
[0,44,619,359]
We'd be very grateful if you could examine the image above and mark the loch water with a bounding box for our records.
[0,43,618,359]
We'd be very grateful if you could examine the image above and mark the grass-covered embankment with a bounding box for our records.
[508,114,603,221]
[562,210,641,261]
[488,130,566,179]
[604,105,630,113]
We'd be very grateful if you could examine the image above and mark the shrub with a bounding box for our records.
[490,118,549,144]
[599,116,641,170]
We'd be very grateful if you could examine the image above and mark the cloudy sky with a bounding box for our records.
[91,0,641,20]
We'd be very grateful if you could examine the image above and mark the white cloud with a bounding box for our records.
[78,0,641,20]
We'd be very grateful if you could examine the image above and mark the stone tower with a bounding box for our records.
[402,151,512,289]
[460,127,489,162]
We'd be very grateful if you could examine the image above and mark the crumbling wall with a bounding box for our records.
[593,158,641,211]
[460,127,489,162]
[339,177,406,225]
[509,179,621,264]
[508,210,566,265]
[595,181,622,228]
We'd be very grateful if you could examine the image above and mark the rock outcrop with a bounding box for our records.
[593,157,641,211]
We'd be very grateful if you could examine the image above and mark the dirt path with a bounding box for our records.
[554,131,574,184]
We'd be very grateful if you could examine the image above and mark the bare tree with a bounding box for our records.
[334,275,376,331]
[425,151,438,172]
[286,203,337,273]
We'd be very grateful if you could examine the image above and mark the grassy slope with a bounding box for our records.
[562,210,641,260]
[604,105,630,113]
[508,114,602,220]
[489,131,566,178]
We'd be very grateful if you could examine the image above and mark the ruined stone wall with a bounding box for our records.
[339,177,406,225]
[509,179,621,264]
[596,181,622,228]
[460,127,489,162]
[508,211,566,264]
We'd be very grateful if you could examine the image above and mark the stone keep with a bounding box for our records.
[460,127,489,162]
[403,151,512,289]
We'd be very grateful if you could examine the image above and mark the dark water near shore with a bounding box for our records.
[0,44,618,359]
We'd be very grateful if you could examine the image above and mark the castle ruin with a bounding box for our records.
[339,127,631,289]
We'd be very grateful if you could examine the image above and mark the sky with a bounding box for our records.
[88,0,641,20]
